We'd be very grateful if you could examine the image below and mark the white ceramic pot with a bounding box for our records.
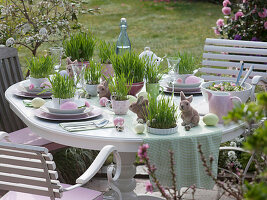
[201,80,252,103]
[85,84,98,97]
[52,96,75,109]
[29,77,49,88]
[147,125,178,135]
[105,99,130,115]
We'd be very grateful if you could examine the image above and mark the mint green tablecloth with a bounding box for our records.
[141,119,222,190]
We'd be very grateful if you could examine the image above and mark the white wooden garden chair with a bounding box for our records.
[200,38,267,182]
[0,47,65,151]
[0,132,122,200]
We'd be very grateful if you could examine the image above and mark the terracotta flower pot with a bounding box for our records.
[128,82,144,96]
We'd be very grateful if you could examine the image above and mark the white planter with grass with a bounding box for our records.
[52,96,75,109]
[29,76,49,88]
[147,125,178,135]
[85,84,98,97]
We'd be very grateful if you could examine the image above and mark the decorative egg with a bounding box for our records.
[137,92,148,99]
[99,97,108,107]
[203,113,219,126]
[185,75,200,84]
[176,78,183,84]
[113,117,124,126]
[127,95,137,104]
[31,97,46,108]
[59,70,69,78]
[60,101,78,110]
[135,123,145,134]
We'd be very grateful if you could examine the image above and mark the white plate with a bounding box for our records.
[165,78,204,88]
[40,106,93,116]
[18,80,52,95]
[44,99,87,114]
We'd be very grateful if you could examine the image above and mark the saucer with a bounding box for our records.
[44,99,87,114]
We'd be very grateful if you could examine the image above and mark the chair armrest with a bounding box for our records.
[251,76,267,101]
[76,145,120,185]
[219,146,250,154]
[0,131,9,141]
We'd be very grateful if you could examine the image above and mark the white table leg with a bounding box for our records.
[113,152,138,200]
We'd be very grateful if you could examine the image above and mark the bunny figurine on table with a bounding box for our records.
[97,80,111,99]
[180,91,199,131]
[66,57,77,78]
[129,96,149,122]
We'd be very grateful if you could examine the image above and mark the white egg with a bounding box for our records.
[135,123,145,134]
[31,97,46,108]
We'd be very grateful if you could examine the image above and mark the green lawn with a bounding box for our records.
[19,0,222,74]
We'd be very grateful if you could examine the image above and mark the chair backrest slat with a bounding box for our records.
[0,47,26,132]
[201,38,267,82]
[0,142,62,199]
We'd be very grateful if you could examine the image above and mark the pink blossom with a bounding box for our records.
[216,18,224,27]
[264,21,267,29]
[220,86,224,91]
[138,144,150,160]
[145,182,153,193]
[29,84,34,90]
[230,82,236,86]
[258,8,267,18]
[214,29,220,35]
[85,101,90,108]
[242,0,247,3]
[214,84,219,88]
[223,0,231,7]
[40,81,52,89]
[235,11,244,20]
[222,7,231,15]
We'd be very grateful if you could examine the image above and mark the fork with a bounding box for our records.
[63,119,109,129]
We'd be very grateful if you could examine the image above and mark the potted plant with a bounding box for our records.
[63,32,95,65]
[145,58,167,98]
[26,56,54,88]
[98,40,115,78]
[110,51,145,96]
[146,95,178,135]
[106,73,132,115]
[84,60,103,96]
[49,73,76,108]
[175,52,199,81]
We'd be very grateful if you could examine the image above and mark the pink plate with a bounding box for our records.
[35,107,102,121]
[14,90,52,99]
[162,87,202,95]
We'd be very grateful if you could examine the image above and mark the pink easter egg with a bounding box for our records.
[113,117,124,126]
[185,75,200,84]
[29,84,34,90]
[176,78,183,84]
[60,101,78,110]
[99,97,108,107]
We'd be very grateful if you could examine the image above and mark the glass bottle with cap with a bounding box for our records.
[116,18,131,55]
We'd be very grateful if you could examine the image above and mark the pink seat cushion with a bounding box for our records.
[1,184,103,200]
[8,127,65,151]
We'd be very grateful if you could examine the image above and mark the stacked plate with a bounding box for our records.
[160,75,204,95]
[15,80,52,98]
[35,99,102,121]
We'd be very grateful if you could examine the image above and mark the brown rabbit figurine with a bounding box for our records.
[180,91,199,131]
[66,57,77,78]
[129,96,149,122]
[97,80,111,99]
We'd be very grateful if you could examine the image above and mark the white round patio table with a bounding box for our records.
[5,81,245,200]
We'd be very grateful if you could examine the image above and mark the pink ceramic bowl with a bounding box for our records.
[128,82,144,96]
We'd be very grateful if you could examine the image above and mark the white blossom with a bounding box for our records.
[230,142,237,147]
[5,37,15,47]
[227,151,236,159]
[22,24,31,34]
[26,37,34,44]
[39,27,47,36]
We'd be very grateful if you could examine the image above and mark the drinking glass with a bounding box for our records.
[167,57,181,93]
[50,47,63,72]
[71,63,86,89]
